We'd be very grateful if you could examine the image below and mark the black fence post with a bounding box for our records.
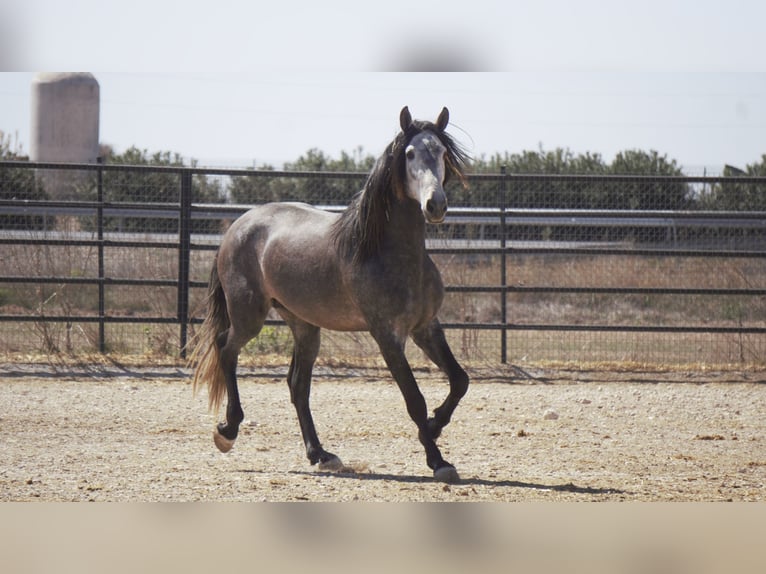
[500,165,508,364]
[96,157,105,353]
[178,170,192,358]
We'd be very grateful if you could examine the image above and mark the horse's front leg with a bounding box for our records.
[412,319,469,440]
[372,329,460,483]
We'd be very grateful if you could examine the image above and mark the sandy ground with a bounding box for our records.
[1,363,764,501]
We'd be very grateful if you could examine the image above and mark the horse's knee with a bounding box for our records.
[288,374,310,406]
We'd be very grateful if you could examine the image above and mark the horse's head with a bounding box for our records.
[397,106,467,224]
[332,107,468,263]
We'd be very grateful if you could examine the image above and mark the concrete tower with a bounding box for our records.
[30,72,100,198]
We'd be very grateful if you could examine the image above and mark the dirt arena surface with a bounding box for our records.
[1,363,764,501]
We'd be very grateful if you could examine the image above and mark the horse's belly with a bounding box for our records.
[306,304,368,332]
[271,287,368,331]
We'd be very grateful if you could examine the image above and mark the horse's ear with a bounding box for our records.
[400,106,412,131]
[436,107,449,131]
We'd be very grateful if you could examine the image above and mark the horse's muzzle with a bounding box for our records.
[424,196,447,223]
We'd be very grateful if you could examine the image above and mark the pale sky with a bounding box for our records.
[1,1,765,174]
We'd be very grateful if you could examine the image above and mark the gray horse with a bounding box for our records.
[191,106,471,483]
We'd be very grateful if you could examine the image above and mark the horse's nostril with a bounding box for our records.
[426,199,436,214]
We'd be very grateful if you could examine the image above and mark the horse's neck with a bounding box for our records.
[382,200,427,257]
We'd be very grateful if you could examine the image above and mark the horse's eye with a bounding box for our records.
[406,148,415,161]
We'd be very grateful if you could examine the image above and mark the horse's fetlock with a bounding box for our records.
[427,416,443,440]
[216,421,239,442]
[228,406,244,427]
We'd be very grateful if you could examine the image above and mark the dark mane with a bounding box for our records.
[331,119,469,263]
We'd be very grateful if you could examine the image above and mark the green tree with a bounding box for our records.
[283,148,372,204]
[701,157,766,211]
[609,149,688,210]
[0,131,51,229]
[469,147,688,211]
[84,146,225,233]
[228,164,279,205]
[469,146,689,242]
[468,147,609,210]
[228,147,372,205]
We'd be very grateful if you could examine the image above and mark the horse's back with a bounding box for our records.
[221,202,335,260]
[225,202,332,238]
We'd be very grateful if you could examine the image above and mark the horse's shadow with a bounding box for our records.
[241,468,628,497]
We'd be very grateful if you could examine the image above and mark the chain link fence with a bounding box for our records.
[1,160,765,367]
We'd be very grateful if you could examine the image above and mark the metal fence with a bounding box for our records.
[1,160,765,366]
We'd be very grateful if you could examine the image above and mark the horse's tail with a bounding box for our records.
[189,254,229,413]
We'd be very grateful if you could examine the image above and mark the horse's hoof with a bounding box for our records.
[434,465,460,484]
[317,455,345,472]
[213,428,235,453]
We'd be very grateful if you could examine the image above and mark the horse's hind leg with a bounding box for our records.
[212,329,247,452]
[411,319,469,441]
[280,311,343,471]
[214,296,269,452]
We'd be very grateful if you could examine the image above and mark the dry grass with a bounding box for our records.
[2,235,765,366]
